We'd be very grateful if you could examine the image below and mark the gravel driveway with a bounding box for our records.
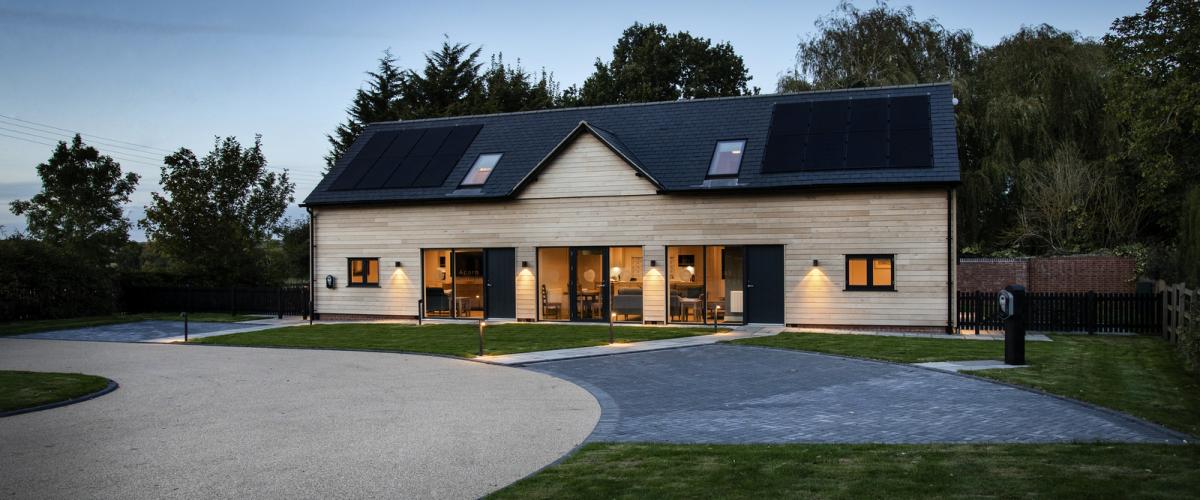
[532,344,1185,444]
[0,339,599,499]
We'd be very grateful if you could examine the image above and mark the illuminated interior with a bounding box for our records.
[846,254,895,290]
[537,248,568,320]
[422,250,452,316]
[667,246,743,324]
[609,246,643,322]
[348,258,380,287]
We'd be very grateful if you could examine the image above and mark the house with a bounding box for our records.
[302,83,960,332]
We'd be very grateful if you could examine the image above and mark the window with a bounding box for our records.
[707,140,746,177]
[348,258,379,287]
[460,153,502,186]
[845,255,894,291]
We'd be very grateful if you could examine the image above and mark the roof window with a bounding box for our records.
[461,153,502,186]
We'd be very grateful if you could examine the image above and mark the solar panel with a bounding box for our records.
[888,128,932,167]
[330,131,398,190]
[846,98,889,168]
[331,124,484,190]
[761,94,933,173]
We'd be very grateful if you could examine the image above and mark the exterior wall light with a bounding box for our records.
[650,260,657,267]
[813,259,819,267]
[394,261,403,267]
[521,260,529,268]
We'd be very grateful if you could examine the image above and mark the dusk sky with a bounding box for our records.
[0,0,1144,239]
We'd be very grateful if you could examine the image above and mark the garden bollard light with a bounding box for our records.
[609,312,616,344]
[181,312,189,342]
[478,320,486,356]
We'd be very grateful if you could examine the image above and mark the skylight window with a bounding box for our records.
[707,140,746,177]
[461,153,502,186]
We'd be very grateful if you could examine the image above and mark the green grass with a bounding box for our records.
[490,442,1200,499]
[0,370,111,412]
[0,313,271,336]
[191,323,722,357]
[733,332,1200,436]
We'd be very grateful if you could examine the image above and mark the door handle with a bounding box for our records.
[747,284,755,288]
[487,283,493,287]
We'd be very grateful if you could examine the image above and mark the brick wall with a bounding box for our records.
[958,256,1135,293]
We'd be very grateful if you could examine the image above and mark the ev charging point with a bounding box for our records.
[998,284,1026,365]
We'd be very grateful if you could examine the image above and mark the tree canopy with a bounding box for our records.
[578,22,756,105]
[778,1,975,92]
[140,135,294,285]
[8,134,139,264]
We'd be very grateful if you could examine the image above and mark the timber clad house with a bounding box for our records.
[302,83,960,332]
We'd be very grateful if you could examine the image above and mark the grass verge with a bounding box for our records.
[732,332,1200,436]
[490,442,1200,499]
[0,313,271,336]
[0,370,111,412]
[191,323,721,358]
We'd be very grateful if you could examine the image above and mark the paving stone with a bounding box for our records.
[531,344,1185,444]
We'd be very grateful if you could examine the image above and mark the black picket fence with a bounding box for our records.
[957,291,1161,334]
[122,285,309,318]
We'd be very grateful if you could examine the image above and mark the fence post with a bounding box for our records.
[1085,291,1097,335]
[974,291,982,336]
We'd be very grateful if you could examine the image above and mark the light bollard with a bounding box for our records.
[181,311,189,342]
[478,320,486,356]
[609,312,616,344]
[713,305,721,330]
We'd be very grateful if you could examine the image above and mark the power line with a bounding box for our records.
[0,119,172,162]
[0,113,174,154]
[0,114,328,180]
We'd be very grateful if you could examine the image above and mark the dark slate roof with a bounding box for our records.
[303,82,960,206]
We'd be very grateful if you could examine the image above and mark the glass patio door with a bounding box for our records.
[569,247,609,321]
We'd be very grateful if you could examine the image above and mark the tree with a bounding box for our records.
[325,50,409,172]
[403,40,485,117]
[960,25,1118,252]
[778,2,975,92]
[1104,0,1200,240]
[1180,187,1200,287]
[579,22,756,105]
[9,134,139,264]
[140,135,295,285]
[475,54,559,114]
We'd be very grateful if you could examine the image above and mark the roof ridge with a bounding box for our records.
[370,82,952,126]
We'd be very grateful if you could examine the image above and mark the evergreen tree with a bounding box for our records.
[325,50,408,172]
[579,22,756,105]
[476,54,558,114]
[404,40,485,117]
[9,134,140,264]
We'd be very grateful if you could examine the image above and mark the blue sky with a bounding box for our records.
[0,0,1145,239]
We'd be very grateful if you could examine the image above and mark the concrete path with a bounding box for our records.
[478,324,785,365]
[915,359,1029,373]
[12,318,305,343]
[0,339,599,500]
[531,344,1186,444]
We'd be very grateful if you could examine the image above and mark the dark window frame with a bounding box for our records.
[347,257,380,287]
[706,139,748,178]
[844,254,895,291]
[459,152,504,187]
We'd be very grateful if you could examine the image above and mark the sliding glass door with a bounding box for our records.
[667,245,744,325]
[570,247,608,321]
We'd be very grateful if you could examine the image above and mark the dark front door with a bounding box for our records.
[744,245,784,324]
[485,248,516,318]
[569,247,609,321]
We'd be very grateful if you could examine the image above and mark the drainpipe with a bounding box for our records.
[946,188,954,335]
[308,207,316,324]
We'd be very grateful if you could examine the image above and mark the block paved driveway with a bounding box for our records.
[531,344,1186,444]
[15,320,248,342]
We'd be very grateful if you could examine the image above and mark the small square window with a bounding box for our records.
[348,258,379,287]
[845,255,894,291]
[461,153,502,186]
[707,140,746,177]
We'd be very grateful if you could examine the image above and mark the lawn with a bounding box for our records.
[0,370,111,412]
[0,313,270,336]
[490,442,1200,499]
[191,323,722,357]
[733,333,1200,436]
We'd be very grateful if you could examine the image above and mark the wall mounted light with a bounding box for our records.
[650,260,657,267]
[521,261,529,268]
[812,259,819,267]
[394,261,403,267]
